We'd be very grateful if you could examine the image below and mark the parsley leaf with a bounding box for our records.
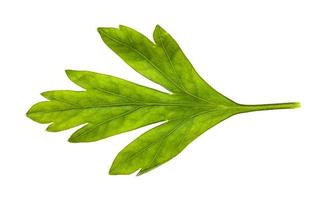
[27,25,300,175]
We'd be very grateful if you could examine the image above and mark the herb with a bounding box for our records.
[27,25,300,175]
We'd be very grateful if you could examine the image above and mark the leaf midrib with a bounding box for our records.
[27,101,220,115]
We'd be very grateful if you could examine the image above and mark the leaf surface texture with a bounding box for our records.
[27,25,300,175]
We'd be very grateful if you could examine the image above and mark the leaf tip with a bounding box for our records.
[108,167,118,175]
[108,164,125,175]
[26,105,37,120]
[65,69,82,82]
[108,160,136,175]
[155,24,162,30]
[153,24,168,43]
[118,24,127,29]
[65,69,75,77]
[25,109,32,118]
[46,124,60,132]
[40,91,51,99]
[97,27,105,34]
[68,135,79,143]
[68,132,93,143]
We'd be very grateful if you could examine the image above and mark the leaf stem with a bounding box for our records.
[238,102,300,113]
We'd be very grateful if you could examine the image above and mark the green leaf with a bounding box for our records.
[27,25,300,175]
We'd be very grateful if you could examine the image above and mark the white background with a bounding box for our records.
[0,0,324,199]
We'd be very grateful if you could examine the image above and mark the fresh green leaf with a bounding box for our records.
[27,25,300,175]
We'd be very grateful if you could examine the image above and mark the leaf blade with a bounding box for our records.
[97,26,181,93]
[27,25,299,175]
[153,25,236,105]
[109,109,234,175]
